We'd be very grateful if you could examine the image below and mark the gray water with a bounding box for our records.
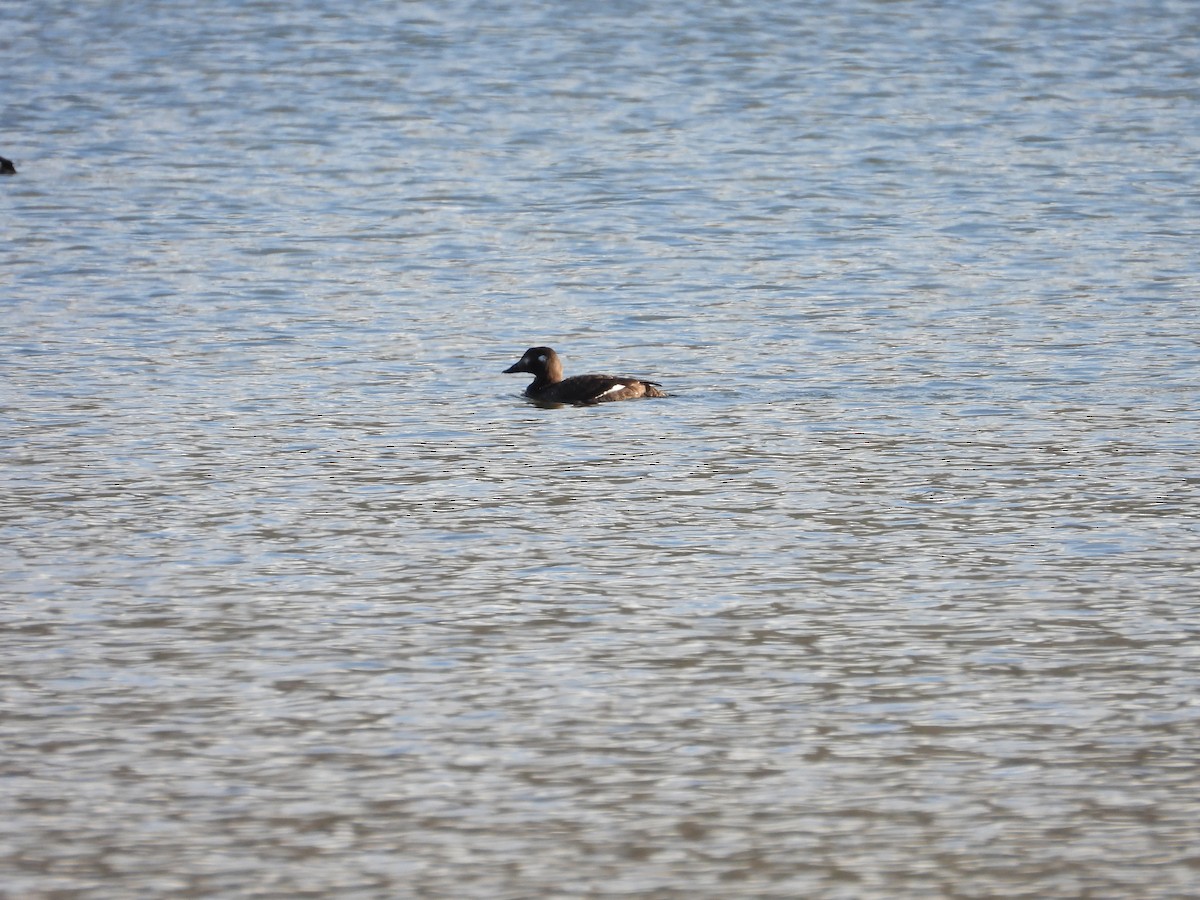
[3,0,1199,897]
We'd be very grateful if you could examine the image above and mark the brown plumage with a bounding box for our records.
[503,346,667,406]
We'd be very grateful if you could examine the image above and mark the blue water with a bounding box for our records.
[3,1,1198,896]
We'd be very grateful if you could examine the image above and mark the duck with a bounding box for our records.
[0,156,15,176]
[503,346,667,406]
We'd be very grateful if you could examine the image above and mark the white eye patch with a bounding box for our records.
[537,354,547,362]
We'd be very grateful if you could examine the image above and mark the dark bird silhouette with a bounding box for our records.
[504,346,667,406]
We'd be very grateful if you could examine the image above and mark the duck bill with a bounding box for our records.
[503,362,526,373]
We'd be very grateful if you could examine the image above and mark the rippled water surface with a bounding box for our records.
[3,0,1199,897]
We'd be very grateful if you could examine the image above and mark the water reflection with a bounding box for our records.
[4,0,1199,896]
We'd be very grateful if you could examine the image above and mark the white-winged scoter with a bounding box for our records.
[503,346,667,406]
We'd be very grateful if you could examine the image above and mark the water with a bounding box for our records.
[3,0,1199,896]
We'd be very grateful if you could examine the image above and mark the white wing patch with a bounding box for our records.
[595,384,627,398]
